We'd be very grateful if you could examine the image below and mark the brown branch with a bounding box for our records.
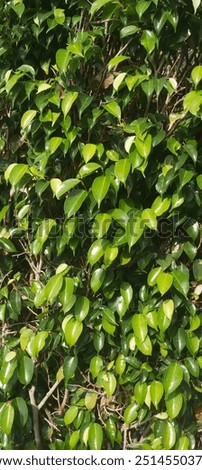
[38,378,63,411]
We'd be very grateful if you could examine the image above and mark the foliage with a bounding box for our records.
[0,0,202,450]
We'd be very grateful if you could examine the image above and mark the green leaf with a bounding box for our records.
[82,143,96,163]
[63,356,78,382]
[13,397,28,427]
[64,318,83,347]
[191,65,202,87]
[21,110,37,129]
[90,356,103,379]
[85,392,97,410]
[91,268,106,293]
[120,25,139,38]
[172,270,189,297]
[166,392,183,419]
[0,237,17,253]
[54,8,65,24]
[132,314,147,342]
[48,137,62,155]
[62,92,79,117]
[147,267,162,286]
[124,403,138,424]
[92,175,111,207]
[79,163,101,179]
[108,55,128,72]
[74,296,90,321]
[141,208,157,230]
[90,0,115,17]
[114,159,131,185]
[136,335,152,355]
[192,0,201,14]
[156,272,173,295]
[97,371,117,396]
[141,30,156,54]
[103,101,121,121]
[184,90,202,115]
[64,189,87,218]
[17,356,34,385]
[88,423,103,450]
[0,403,14,435]
[56,49,70,74]
[64,406,78,425]
[163,363,183,396]
[152,196,171,216]
[126,216,143,250]
[87,239,108,266]
[196,174,202,189]
[150,381,164,409]
[135,134,152,158]
[162,421,176,449]
[5,163,30,186]
[51,178,80,199]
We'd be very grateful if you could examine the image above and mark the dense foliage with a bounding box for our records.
[0,0,202,450]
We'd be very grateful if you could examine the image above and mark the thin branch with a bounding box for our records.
[38,378,63,411]
[29,385,43,450]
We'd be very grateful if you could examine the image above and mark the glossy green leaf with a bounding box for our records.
[85,392,97,410]
[108,55,128,72]
[103,101,121,121]
[156,272,173,295]
[120,25,139,38]
[162,421,176,449]
[56,49,70,73]
[147,267,162,286]
[13,397,28,427]
[74,296,90,321]
[87,239,108,266]
[90,356,103,379]
[150,381,164,409]
[21,110,37,129]
[64,318,83,347]
[45,274,63,305]
[17,356,34,385]
[141,30,156,54]
[166,392,183,419]
[132,313,147,342]
[92,175,111,207]
[97,371,117,396]
[164,363,183,396]
[62,92,79,117]
[172,270,189,297]
[141,209,157,230]
[63,356,78,382]
[82,143,97,163]
[64,406,78,425]
[64,189,87,218]
[114,159,131,185]
[0,403,14,435]
[124,403,138,424]
[88,423,103,450]
[135,134,152,158]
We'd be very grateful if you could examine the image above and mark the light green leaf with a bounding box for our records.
[150,381,164,409]
[135,134,152,158]
[64,406,78,425]
[92,175,111,207]
[136,335,152,355]
[141,30,156,54]
[103,101,121,121]
[166,392,183,419]
[82,143,96,163]
[162,421,176,449]
[87,239,108,266]
[141,208,157,230]
[184,90,202,115]
[191,65,202,87]
[113,73,127,91]
[192,0,201,14]
[54,8,65,24]
[85,392,97,410]
[79,163,101,179]
[0,404,14,435]
[147,267,162,286]
[152,196,171,216]
[196,174,202,189]
[156,272,173,295]
[97,372,117,397]
[108,55,128,72]
[17,356,34,385]
[5,164,30,186]
[54,179,80,199]
[64,189,87,218]
[21,110,37,129]
[114,159,130,185]
[124,403,138,424]
[56,49,70,74]
[45,274,63,305]
[62,92,79,117]
[132,313,148,342]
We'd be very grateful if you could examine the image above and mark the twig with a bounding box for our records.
[29,385,43,449]
[38,379,63,411]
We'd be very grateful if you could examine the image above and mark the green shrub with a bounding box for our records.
[0,0,201,450]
